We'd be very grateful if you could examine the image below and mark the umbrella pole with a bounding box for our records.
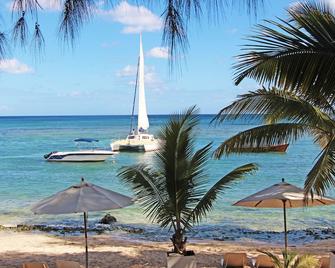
[84,212,88,268]
[283,200,288,252]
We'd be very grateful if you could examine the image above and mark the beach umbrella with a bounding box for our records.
[31,178,133,268]
[234,178,335,251]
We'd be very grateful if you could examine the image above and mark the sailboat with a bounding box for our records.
[110,34,161,152]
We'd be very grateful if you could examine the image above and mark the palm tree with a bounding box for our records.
[233,1,335,107]
[1,0,263,60]
[119,106,257,254]
[260,250,319,268]
[213,87,335,198]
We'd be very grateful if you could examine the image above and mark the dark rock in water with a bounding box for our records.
[99,213,117,224]
[17,224,34,231]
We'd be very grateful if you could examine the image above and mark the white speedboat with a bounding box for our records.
[44,138,118,162]
[111,34,161,152]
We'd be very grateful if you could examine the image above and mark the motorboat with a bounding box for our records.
[111,34,161,152]
[44,138,118,162]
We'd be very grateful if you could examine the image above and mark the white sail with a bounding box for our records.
[137,34,149,131]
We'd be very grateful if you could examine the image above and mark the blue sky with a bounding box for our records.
[0,0,325,115]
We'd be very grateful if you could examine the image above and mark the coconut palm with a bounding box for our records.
[213,87,335,198]
[260,250,319,268]
[233,1,335,107]
[1,0,263,59]
[119,106,257,254]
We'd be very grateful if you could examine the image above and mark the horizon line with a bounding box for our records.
[0,113,221,117]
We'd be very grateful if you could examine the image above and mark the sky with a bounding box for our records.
[0,0,332,116]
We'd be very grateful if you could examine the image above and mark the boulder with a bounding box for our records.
[99,213,117,224]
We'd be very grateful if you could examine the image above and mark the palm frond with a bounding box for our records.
[32,22,45,56]
[0,32,8,60]
[155,106,200,229]
[293,254,319,268]
[59,0,95,46]
[233,1,335,104]
[260,250,319,268]
[12,11,28,47]
[190,163,257,224]
[213,88,335,132]
[12,0,41,15]
[213,123,308,159]
[162,0,189,69]
[119,164,176,230]
[258,250,283,268]
[178,142,213,228]
[304,137,335,198]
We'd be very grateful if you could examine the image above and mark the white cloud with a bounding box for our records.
[117,65,137,77]
[99,1,162,33]
[116,64,164,91]
[0,59,33,74]
[147,47,169,59]
[7,0,61,11]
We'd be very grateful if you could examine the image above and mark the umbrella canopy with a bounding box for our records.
[234,179,335,251]
[234,180,335,208]
[32,178,133,268]
[32,181,133,214]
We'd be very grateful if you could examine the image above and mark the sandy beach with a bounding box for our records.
[0,231,333,268]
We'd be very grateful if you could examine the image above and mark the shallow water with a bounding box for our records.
[0,115,334,244]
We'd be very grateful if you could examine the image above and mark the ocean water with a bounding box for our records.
[0,115,334,244]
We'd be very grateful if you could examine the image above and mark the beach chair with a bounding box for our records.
[223,253,248,268]
[255,254,275,268]
[56,260,84,268]
[319,257,330,268]
[22,263,49,268]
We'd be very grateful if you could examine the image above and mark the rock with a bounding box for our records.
[99,213,117,224]
[16,224,34,231]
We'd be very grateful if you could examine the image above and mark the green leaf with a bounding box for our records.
[233,2,335,105]
[304,137,335,198]
[213,123,308,159]
[190,163,258,224]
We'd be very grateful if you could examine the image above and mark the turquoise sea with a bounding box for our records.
[0,115,334,244]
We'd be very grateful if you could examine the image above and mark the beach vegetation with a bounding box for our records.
[213,87,335,199]
[119,106,257,254]
[260,250,319,268]
[233,1,335,108]
[214,1,335,198]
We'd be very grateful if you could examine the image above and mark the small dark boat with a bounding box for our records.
[233,144,289,153]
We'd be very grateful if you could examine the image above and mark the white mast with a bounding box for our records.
[137,33,149,132]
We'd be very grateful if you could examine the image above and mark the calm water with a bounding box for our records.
[0,115,334,244]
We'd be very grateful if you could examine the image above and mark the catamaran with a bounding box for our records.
[111,35,161,152]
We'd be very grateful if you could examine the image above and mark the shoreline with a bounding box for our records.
[0,230,333,268]
[1,222,334,245]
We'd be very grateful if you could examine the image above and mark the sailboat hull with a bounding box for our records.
[111,134,161,152]
[115,144,146,152]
